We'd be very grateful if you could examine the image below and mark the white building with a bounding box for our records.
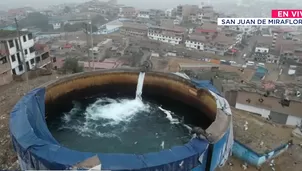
[236,34,243,44]
[97,20,123,34]
[52,23,61,30]
[148,26,185,45]
[165,8,174,17]
[173,19,181,25]
[1,31,36,75]
[174,16,183,25]
[118,7,136,18]
[234,91,302,126]
[137,11,150,19]
[255,46,269,53]
[185,37,204,51]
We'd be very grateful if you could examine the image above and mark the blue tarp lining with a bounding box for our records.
[191,79,221,96]
[210,129,230,170]
[10,88,209,170]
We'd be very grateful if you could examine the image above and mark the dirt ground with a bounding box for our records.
[220,108,302,171]
[0,74,59,169]
[1,72,302,170]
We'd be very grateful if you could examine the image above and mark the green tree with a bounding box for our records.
[19,12,51,31]
[64,6,72,13]
[91,15,107,25]
[61,58,83,74]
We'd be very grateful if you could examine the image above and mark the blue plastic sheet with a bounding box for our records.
[191,79,221,96]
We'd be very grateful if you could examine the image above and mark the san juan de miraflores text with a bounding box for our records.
[221,18,302,25]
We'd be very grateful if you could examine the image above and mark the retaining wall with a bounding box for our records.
[232,140,292,167]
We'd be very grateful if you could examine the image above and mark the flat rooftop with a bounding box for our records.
[232,107,291,153]
[0,30,29,40]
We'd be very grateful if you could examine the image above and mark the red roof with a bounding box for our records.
[8,8,26,15]
[262,81,275,90]
[272,28,295,33]
[53,58,65,69]
[34,44,47,50]
[64,44,72,48]
[195,28,217,33]
[0,49,8,56]
[231,49,237,53]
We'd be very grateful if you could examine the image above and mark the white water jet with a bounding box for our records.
[136,72,145,100]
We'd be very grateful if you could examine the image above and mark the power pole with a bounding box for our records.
[15,18,29,90]
[84,23,91,69]
[88,19,94,70]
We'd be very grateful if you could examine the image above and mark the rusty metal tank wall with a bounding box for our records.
[44,69,217,122]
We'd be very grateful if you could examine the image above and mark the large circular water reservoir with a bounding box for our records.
[10,69,233,170]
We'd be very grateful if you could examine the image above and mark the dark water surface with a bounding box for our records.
[47,94,199,154]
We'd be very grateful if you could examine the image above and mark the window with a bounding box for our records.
[8,40,14,48]
[0,56,7,64]
[23,35,27,42]
[28,33,33,40]
[24,49,28,55]
[36,57,41,63]
[30,58,35,64]
[29,46,35,53]
[11,55,16,62]
[18,64,23,71]
[12,68,16,75]
[15,40,19,50]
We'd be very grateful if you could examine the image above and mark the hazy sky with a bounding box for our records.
[0,0,204,10]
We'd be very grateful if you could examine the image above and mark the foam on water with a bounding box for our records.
[158,106,180,124]
[62,101,81,123]
[85,98,148,125]
[158,106,192,131]
[60,97,150,138]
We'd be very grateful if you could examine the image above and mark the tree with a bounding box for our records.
[64,6,72,13]
[91,15,107,25]
[61,58,83,74]
[19,12,51,31]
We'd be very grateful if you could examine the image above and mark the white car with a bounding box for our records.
[229,61,237,64]
[247,61,255,65]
